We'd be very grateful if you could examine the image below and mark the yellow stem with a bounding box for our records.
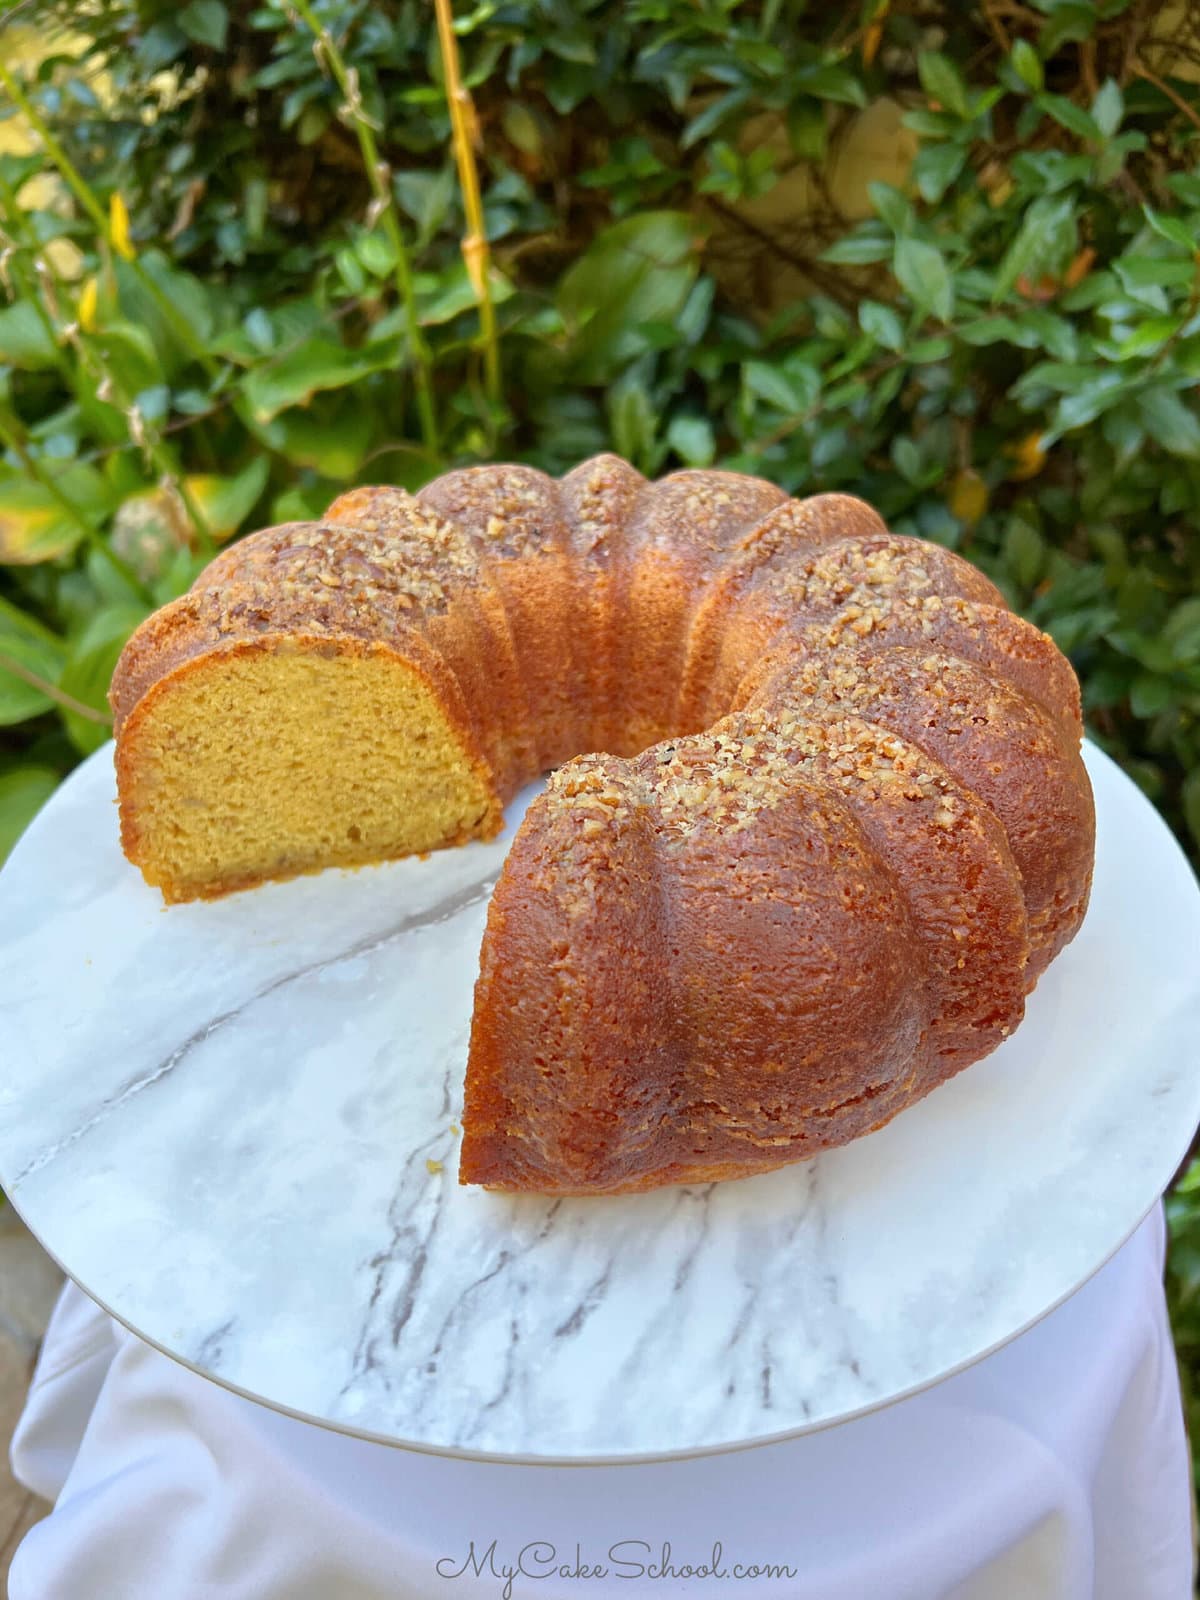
[433,0,502,411]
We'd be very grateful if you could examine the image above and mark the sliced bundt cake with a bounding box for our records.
[110,457,1095,1190]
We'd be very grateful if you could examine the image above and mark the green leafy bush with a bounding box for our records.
[2,0,1198,861]
[2,0,1200,1483]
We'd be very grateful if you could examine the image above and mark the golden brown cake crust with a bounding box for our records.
[111,512,485,739]
[109,457,1096,1195]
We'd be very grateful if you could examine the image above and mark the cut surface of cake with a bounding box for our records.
[110,457,1095,1192]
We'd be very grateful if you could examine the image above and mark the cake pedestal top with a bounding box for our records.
[1,741,1197,1464]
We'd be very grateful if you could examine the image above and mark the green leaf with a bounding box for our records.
[1143,206,1196,253]
[607,377,656,470]
[1115,256,1196,290]
[184,457,269,540]
[58,606,140,756]
[0,302,58,370]
[335,246,367,296]
[1164,597,1200,663]
[1115,318,1182,357]
[906,335,953,362]
[858,299,904,351]
[502,103,543,156]
[0,154,45,193]
[356,230,398,278]
[1167,174,1200,208]
[0,598,66,726]
[393,166,456,249]
[1004,518,1045,587]
[1159,468,1195,513]
[1183,768,1200,852]
[0,465,110,565]
[676,276,715,345]
[1137,387,1200,458]
[913,142,966,204]
[1050,606,1119,655]
[267,406,374,478]
[666,414,716,467]
[1129,671,1176,718]
[917,51,971,119]
[1019,306,1079,361]
[296,103,330,147]
[992,194,1075,302]
[413,260,514,326]
[136,20,186,70]
[892,436,923,483]
[869,365,906,417]
[114,252,215,374]
[546,29,596,65]
[1046,373,1129,434]
[90,321,164,396]
[1038,3,1098,55]
[958,315,1028,346]
[270,485,332,526]
[787,99,827,162]
[1107,403,1152,467]
[1092,79,1124,139]
[241,339,400,423]
[893,237,954,322]
[1010,40,1043,93]
[869,182,913,234]
[1038,94,1100,143]
[557,212,699,383]
[902,109,961,139]
[1093,142,1126,187]
[820,231,893,265]
[794,63,866,108]
[745,360,800,412]
[0,767,59,864]
[178,0,228,49]
[682,88,751,151]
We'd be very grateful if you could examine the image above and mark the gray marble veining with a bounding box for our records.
[1,742,1198,1462]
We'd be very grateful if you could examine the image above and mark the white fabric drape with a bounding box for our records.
[10,1208,1193,1599]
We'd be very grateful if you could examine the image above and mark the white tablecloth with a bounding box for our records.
[9,1207,1194,1600]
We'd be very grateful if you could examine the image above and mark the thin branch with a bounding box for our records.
[0,407,154,604]
[980,2,1012,53]
[1120,0,1162,89]
[1079,37,1100,102]
[0,58,222,383]
[0,170,216,559]
[0,651,114,725]
[0,240,77,391]
[749,352,905,454]
[290,0,440,455]
[703,196,861,310]
[1131,61,1200,133]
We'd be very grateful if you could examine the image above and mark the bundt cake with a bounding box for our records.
[109,456,1095,1194]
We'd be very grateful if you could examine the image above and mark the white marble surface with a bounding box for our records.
[0,742,1197,1463]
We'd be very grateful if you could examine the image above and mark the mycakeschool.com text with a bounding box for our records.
[435,1540,798,1598]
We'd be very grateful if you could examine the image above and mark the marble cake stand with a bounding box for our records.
[1,741,1198,1465]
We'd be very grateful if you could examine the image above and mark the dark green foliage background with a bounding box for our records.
[2,0,1200,1494]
